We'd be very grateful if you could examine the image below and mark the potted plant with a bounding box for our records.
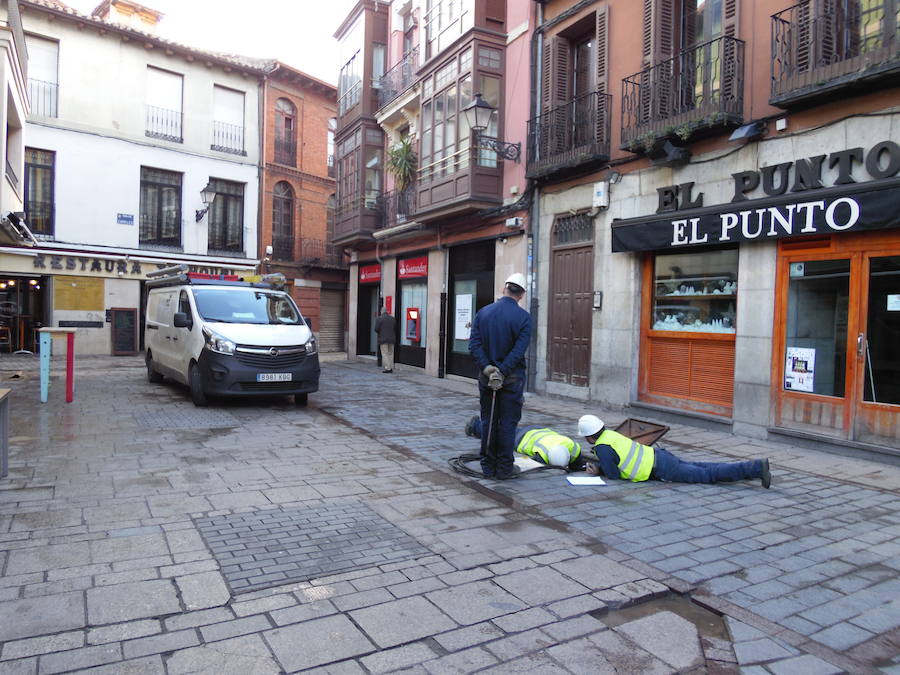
[386,136,418,191]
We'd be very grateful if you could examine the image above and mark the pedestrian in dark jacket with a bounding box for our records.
[373,308,397,373]
[468,273,532,480]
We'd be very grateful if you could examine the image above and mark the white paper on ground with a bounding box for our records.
[513,455,545,470]
[566,475,606,486]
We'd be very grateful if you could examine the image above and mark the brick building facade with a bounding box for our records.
[260,63,346,352]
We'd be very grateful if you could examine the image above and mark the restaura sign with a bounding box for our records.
[398,255,428,279]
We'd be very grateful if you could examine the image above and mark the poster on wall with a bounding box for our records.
[455,294,472,340]
[784,347,816,392]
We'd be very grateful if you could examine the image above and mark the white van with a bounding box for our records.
[144,266,319,406]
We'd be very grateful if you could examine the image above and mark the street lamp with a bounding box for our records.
[195,182,217,222]
[461,92,521,162]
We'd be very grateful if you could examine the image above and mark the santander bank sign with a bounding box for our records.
[399,256,428,279]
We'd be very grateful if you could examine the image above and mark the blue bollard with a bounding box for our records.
[39,332,51,403]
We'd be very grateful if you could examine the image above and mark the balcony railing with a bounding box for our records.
[377,185,417,229]
[27,79,58,118]
[327,154,335,178]
[772,0,900,105]
[298,237,347,268]
[145,105,183,143]
[275,134,296,166]
[211,120,245,155]
[377,47,419,110]
[272,232,294,261]
[621,35,744,152]
[526,90,612,179]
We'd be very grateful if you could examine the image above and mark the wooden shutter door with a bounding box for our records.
[642,0,676,121]
[721,0,741,107]
[595,6,610,147]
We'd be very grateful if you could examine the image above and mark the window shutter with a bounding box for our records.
[595,6,609,95]
[641,0,676,122]
[796,1,812,73]
[595,6,610,146]
[721,0,741,104]
[542,37,570,157]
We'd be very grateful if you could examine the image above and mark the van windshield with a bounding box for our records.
[192,288,304,325]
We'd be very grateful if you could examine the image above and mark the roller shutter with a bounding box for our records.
[319,289,345,352]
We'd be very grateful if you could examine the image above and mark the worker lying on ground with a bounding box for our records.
[577,415,772,488]
[465,416,586,471]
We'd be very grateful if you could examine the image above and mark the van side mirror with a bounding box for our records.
[304,317,313,328]
[173,312,192,329]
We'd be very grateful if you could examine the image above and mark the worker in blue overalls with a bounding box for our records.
[468,273,532,480]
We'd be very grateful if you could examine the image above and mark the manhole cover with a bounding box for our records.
[194,501,432,593]
[133,408,240,429]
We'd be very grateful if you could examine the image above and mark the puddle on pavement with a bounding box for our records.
[592,594,729,641]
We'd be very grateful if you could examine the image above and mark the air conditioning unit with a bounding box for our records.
[593,181,610,209]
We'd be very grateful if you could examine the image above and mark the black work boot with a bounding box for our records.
[760,458,772,489]
[465,416,479,438]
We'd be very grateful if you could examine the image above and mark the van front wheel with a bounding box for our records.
[189,362,209,407]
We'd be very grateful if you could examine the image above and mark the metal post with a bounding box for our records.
[39,332,51,403]
[65,332,75,403]
[0,390,8,478]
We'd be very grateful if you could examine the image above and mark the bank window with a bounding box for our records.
[25,148,54,236]
[652,248,738,333]
[400,280,427,348]
[207,178,244,253]
[139,166,182,247]
[784,259,849,398]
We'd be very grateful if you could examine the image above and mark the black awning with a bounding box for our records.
[611,177,900,252]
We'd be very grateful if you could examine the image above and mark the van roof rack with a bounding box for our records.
[145,265,287,290]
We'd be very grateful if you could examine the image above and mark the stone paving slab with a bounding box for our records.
[0,355,895,674]
[193,500,432,594]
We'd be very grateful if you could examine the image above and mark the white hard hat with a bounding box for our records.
[546,444,570,468]
[504,272,526,290]
[578,414,604,437]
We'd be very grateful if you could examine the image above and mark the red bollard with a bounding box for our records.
[65,332,74,403]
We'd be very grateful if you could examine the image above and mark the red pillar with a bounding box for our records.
[65,332,74,403]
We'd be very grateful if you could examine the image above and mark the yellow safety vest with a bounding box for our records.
[518,428,581,465]
[593,429,654,481]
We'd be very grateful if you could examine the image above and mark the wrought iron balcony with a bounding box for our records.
[377,47,419,110]
[145,105,183,143]
[272,232,294,261]
[526,90,612,180]
[211,121,245,155]
[771,0,900,107]
[377,185,417,230]
[27,79,58,118]
[298,237,347,268]
[275,133,296,166]
[621,35,744,153]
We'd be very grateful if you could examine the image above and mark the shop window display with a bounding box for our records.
[652,248,738,333]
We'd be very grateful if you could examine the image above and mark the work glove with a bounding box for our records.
[483,365,504,391]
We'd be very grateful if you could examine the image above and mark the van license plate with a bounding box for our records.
[257,373,292,382]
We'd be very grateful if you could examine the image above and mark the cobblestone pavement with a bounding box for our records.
[0,354,897,674]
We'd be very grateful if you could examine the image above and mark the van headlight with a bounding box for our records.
[202,327,236,355]
[304,334,317,355]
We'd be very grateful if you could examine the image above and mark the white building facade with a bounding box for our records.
[0,0,263,355]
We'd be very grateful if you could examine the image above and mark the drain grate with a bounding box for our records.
[194,500,432,594]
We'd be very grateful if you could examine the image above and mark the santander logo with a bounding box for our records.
[399,257,428,278]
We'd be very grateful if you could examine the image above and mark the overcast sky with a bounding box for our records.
[64,0,357,84]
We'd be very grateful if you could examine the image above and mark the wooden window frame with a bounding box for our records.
[24,147,54,236]
[139,166,182,248]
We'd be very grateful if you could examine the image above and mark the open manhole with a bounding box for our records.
[591,594,729,641]
[194,500,432,594]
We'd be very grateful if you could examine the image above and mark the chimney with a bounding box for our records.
[91,0,163,34]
